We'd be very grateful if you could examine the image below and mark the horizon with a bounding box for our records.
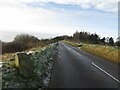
[0,31,118,43]
[0,0,118,42]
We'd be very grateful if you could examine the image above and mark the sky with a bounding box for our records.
[0,0,119,42]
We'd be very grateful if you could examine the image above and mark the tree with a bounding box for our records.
[14,34,40,44]
[89,33,100,44]
[2,42,27,54]
[100,37,106,45]
[73,31,100,44]
[51,36,65,43]
[109,37,114,46]
[73,31,80,42]
[79,32,89,43]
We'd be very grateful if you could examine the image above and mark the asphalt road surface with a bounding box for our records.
[49,42,119,88]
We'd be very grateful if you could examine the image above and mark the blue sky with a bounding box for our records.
[0,0,118,42]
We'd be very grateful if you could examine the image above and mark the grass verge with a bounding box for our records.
[63,40,119,63]
[63,40,78,47]
[81,44,119,63]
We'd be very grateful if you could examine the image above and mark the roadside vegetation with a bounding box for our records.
[1,34,60,89]
[2,44,57,88]
[1,45,44,62]
[63,31,119,64]
[1,31,119,64]
[1,53,13,62]
[1,34,66,54]
[63,40,78,47]
[64,40,119,63]
[81,44,119,63]
[2,34,46,54]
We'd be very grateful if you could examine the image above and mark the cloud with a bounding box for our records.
[0,0,57,33]
[95,1,118,13]
[0,0,118,42]
[21,0,119,13]
[0,0,74,40]
[0,0,118,13]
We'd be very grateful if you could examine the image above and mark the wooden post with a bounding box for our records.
[15,52,33,78]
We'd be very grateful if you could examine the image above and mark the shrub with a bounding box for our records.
[2,42,28,54]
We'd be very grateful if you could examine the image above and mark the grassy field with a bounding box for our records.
[64,40,119,63]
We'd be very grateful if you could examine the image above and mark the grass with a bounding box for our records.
[63,40,78,47]
[25,46,42,52]
[1,46,43,62]
[81,44,119,63]
[63,40,119,63]
[1,53,13,62]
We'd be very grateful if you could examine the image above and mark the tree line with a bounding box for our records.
[1,31,120,54]
[2,34,46,54]
[51,31,119,46]
[71,31,115,46]
[1,34,68,54]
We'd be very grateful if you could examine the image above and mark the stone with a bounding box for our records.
[14,52,33,78]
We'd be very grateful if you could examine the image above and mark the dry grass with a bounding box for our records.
[63,40,119,63]
[81,44,119,63]
[1,53,13,62]
[1,46,42,62]
[25,46,42,52]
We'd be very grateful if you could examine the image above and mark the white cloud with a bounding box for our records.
[95,1,118,13]
[0,0,57,33]
[0,0,118,41]
[0,0,118,13]
[33,0,118,13]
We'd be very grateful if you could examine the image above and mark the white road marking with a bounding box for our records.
[64,44,82,56]
[72,49,82,56]
[92,63,120,83]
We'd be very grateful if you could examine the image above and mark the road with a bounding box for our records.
[49,42,119,88]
